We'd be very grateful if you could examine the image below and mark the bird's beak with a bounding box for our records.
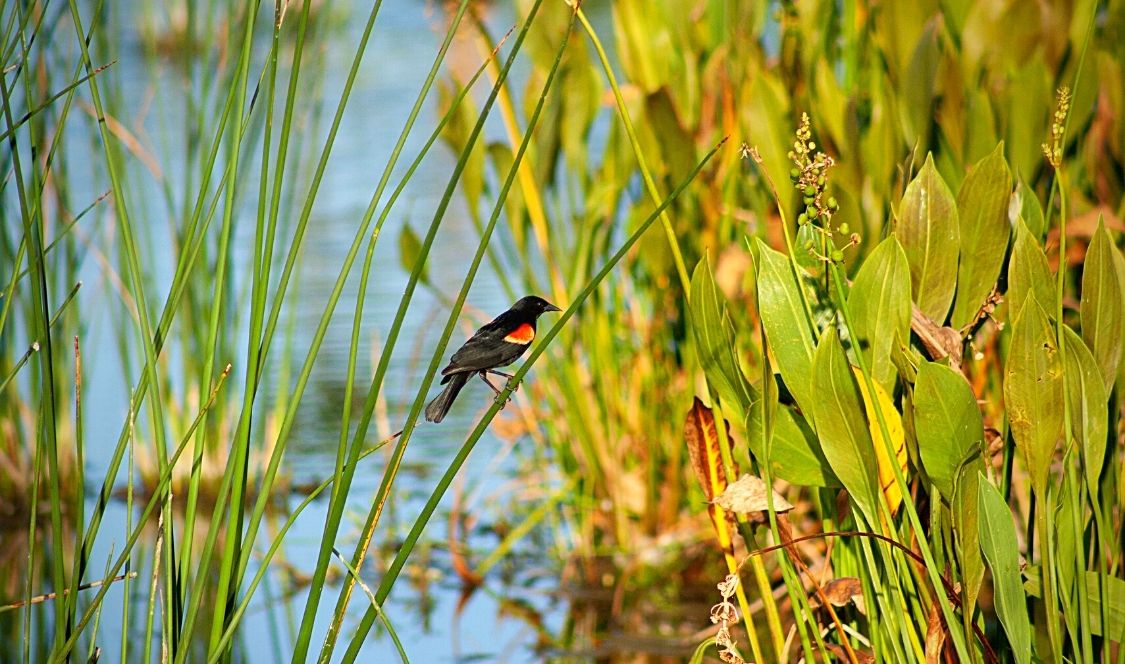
[546,303,561,312]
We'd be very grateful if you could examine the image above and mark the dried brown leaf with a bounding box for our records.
[713,473,794,514]
[685,397,729,501]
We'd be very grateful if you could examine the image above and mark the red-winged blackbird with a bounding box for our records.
[424,295,561,423]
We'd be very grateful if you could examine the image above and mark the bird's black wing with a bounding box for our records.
[441,309,526,375]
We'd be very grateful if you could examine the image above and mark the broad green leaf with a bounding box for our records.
[811,328,880,526]
[914,362,984,499]
[895,153,959,323]
[1007,218,1056,318]
[1004,296,1063,495]
[1080,218,1124,393]
[1061,326,1108,499]
[951,143,1012,328]
[690,257,756,424]
[747,392,838,488]
[848,236,912,391]
[754,239,818,415]
[977,476,1032,664]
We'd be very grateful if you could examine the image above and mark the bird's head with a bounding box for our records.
[512,295,561,318]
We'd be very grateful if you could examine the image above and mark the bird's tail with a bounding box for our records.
[425,372,469,423]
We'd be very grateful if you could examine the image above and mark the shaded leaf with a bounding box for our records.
[1004,295,1063,495]
[914,362,984,499]
[977,477,1032,664]
[848,236,912,391]
[713,474,794,514]
[754,238,818,415]
[951,142,1012,328]
[895,153,959,323]
[1080,218,1124,393]
[1007,218,1055,316]
[1061,326,1108,499]
[690,257,756,424]
[811,328,880,526]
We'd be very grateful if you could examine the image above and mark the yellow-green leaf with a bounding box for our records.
[895,153,959,323]
[811,328,880,526]
[754,238,818,415]
[1004,296,1063,495]
[690,256,756,424]
[951,142,1012,328]
[1080,218,1124,393]
[852,367,908,513]
[848,236,912,391]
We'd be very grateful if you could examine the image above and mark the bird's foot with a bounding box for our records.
[487,370,519,392]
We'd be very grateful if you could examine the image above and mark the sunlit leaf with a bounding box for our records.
[914,362,984,499]
[811,328,880,526]
[1079,217,1124,393]
[851,367,908,514]
[1004,295,1063,495]
[689,257,756,424]
[848,236,912,391]
[977,477,1032,664]
[895,153,959,323]
[754,238,818,416]
[951,142,1012,328]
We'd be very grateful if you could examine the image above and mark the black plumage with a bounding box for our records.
[424,296,560,423]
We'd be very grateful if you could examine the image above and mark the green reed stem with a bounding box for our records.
[322,2,551,658]
[341,136,727,661]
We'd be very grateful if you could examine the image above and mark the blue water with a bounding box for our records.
[36,0,615,660]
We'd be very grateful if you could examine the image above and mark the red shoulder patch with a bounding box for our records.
[503,322,535,344]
